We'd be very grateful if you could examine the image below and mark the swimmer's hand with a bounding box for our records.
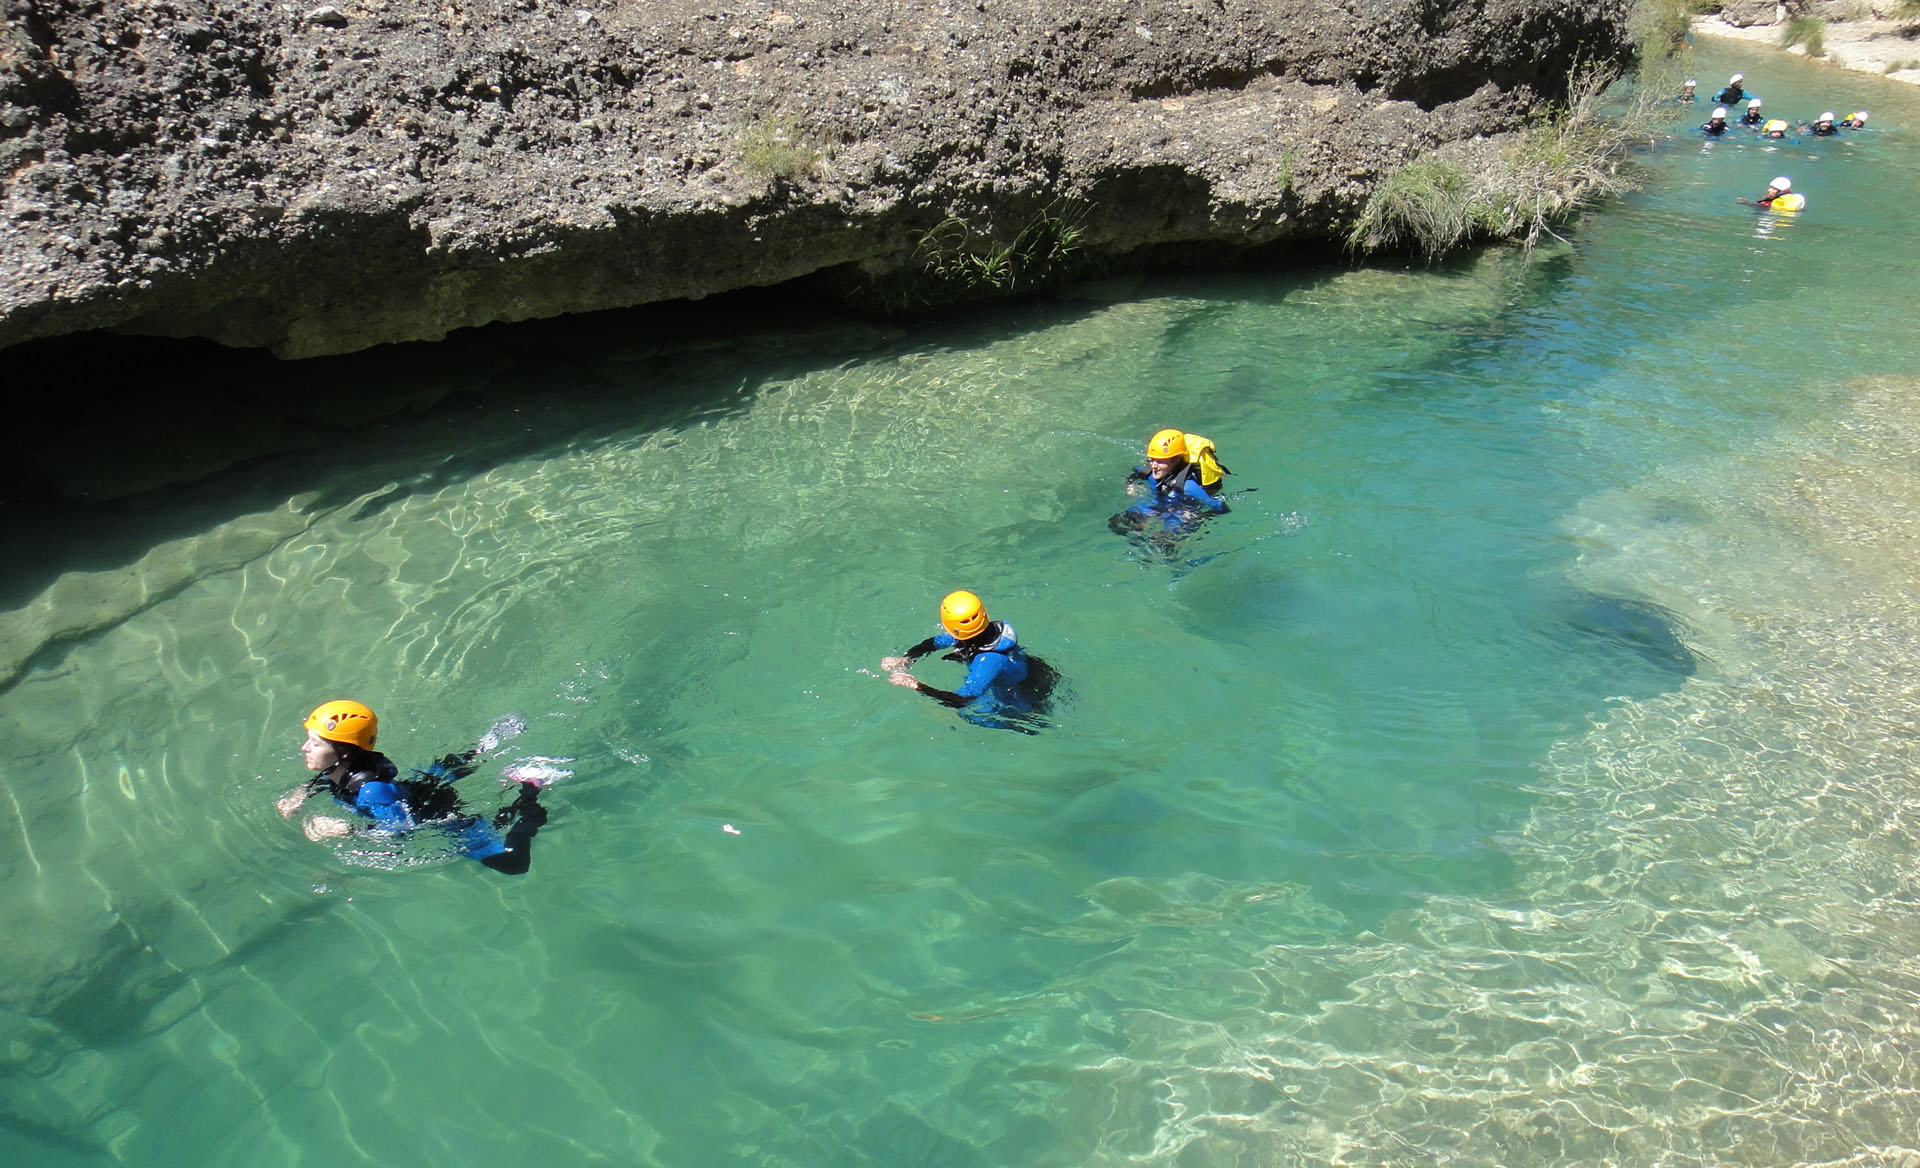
[881,656,910,672]
[277,786,311,819]
[887,672,921,690]
[302,815,353,842]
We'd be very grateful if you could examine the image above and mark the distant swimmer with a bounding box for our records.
[1700,107,1731,137]
[882,590,1059,733]
[1841,110,1868,129]
[1760,119,1791,140]
[1678,78,1698,103]
[1806,112,1839,137]
[1714,73,1747,105]
[1110,428,1231,546]
[1739,98,1764,127]
[1741,176,1805,213]
[278,700,566,875]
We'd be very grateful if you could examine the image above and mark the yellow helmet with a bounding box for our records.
[940,590,989,640]
[1147,429,1187,460]
[305,699,378,749]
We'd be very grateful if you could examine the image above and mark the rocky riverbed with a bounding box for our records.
[2,0,1634,357]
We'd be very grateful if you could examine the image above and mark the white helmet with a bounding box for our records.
[1747,98,1762,108]
[1820,111,1835,121]
[1730,73,1744,83]
[1770,176,1791,191]
[1712,107,1729,118]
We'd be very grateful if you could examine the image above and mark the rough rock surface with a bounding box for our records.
[2,0,1634,357]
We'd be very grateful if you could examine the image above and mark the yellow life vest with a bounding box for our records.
[1180,433,1226,490]
[1769,193,1805,212]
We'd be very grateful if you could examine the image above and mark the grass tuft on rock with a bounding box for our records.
[1780,15,1826,58]
[1629,0,1707,60]
[1349,62,1651,259]
[736,115,825,184]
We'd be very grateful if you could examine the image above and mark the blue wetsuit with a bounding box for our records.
[1124,463,1229,533]
[900,621,1050,731]
[308,750,545,874]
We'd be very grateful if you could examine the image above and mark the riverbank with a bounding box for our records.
[1695,14,1920,85]
[0,0,1633,357]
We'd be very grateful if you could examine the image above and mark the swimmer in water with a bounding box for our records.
[882,591,1059,733]
[278,700,565,875]
[1109,428,1232,544]
[1748,175,1805,213]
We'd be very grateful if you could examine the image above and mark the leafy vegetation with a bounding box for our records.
[1348,62,1650,259]
[1276,144,1299,194]
[911,201,1090,294]
[1780,15,1826,58]
[1629,0,1707,60]
[736,115,825,184]
[1346,159,1477,260]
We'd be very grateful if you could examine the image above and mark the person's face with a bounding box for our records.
[301,731,341,772]
[1147,456,1177,481]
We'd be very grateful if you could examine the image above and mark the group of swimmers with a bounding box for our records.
[880,428,1232,730]
[287,427,1236,874]
[1680,71,1871,214]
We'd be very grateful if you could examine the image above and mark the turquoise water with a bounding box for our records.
[6,42,1920,1166]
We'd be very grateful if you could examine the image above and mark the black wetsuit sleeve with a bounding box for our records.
[902,636,944,661]
[1126,467,1150,483]
[915,684,972,709]
[421,750,479,781]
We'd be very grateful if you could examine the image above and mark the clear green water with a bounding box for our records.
[7,44,1920,1167]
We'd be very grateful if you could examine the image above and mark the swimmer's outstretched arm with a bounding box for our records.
[881,636,945,674]
[887,670,971,708]
[884,643,967,706]
[277,782,318,819]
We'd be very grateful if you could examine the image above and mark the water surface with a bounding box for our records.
[5,42,1920,1167]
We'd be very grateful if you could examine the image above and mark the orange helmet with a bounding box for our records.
[304,700,378,749]
[1147,429,1187,460]
[940,590,989,640]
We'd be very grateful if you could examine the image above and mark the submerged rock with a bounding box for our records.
[0,0,1633,357]
[1564,591,1700,678]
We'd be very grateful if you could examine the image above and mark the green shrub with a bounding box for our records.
[1629,0,1707,60]
[1276,144,1299,194]
[736,115,824,183]
[1349,62,1645,258]
[1346,159,1478,258]
[1780,15,1826,58]
[913,201,1089,294]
